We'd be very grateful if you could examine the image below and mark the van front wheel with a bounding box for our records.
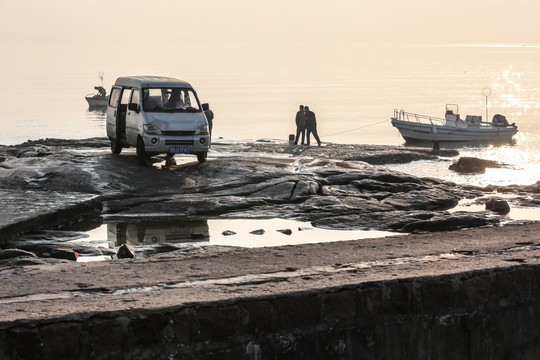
[197,152,207,164]
[136,138,151,166]
[111,139,122,155]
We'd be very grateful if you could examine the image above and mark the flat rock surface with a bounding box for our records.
[0,138,494,241]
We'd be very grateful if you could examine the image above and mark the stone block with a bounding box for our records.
[534,266,540,299]
[420,280,456,312]
[273,295,320,330]
[130,314,170,346]
[89,318,123,358]
[323,290,357,323]
[0,331,12,360]
[495,268,531,304]
[387,281,412,314]
[196,306,239,340]
[463,274,492,306]
[40,322,82,360]
[8,327,41,360]
[238,300,273,333]
[360,286,382,316]
[173,310,193,344]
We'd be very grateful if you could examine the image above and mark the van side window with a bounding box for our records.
[130,89,140,104]
[120,89,131,106]
[109,87,122,108]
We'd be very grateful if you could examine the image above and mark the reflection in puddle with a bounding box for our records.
[108,220,209,247]
[78,218,399,261]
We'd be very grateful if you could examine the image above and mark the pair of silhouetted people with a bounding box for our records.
[294,105,321,146]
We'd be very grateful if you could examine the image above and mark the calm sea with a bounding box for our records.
[2,42,540,186]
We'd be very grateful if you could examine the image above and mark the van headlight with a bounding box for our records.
[143,124,161,135]
[195,124,209,135]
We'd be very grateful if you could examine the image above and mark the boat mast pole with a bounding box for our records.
[482,87,492,122]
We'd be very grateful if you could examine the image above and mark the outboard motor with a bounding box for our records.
[492,114,509,127]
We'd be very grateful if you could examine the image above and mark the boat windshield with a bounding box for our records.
[142,88,201,112]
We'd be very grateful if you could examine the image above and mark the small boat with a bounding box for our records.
[85,84,109,108]
[85,94,109,108]
[391,104,518,143]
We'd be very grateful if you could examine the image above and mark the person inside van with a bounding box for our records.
[165,89,183,109]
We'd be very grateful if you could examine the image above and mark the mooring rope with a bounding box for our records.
[324,118,390,138]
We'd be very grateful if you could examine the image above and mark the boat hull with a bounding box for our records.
[85,96,109,108]
[391,118,517,143]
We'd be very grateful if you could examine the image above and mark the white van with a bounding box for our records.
[106,76,210,165]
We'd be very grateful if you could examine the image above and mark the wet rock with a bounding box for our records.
[0,249,37,260]
[0,139,505,243]
[277,229,292,235]
[16,148,39,158]
[449,157,506,174]
[352,179,428,193]
[222,230,237,236]
[382,188,460,211]
[485,198,511,215]
[0,190,102,242]
[250,229,265,235]
[249,181,296,202]
[325,172,370,185]
[399,212,497,232]
[117,244,135,259]
[291,180,320,201]
[13,243,79,261]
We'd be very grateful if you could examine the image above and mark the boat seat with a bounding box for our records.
[466,115,482,123]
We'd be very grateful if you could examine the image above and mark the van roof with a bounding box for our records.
[114,76,193,89]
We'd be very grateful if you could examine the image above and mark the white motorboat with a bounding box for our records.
[391,104,518,143]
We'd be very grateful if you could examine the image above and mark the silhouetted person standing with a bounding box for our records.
[294,105,306,145]
[202,103,214,138]
[304,106,321,146]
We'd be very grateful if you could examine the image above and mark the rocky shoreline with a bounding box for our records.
[1,137,539,266]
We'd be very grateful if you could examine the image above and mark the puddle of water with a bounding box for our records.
[75,218,398,261]
[450,193,540,222]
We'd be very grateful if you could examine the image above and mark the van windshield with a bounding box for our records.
[142,88,201,112]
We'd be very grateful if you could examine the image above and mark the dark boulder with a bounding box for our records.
[449,157,506,174]
[485,198,511,215]
[117,244,135,259]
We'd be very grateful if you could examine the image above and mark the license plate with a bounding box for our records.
[169,146,192,154]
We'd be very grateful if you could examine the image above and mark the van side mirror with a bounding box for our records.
[128,103,140,113]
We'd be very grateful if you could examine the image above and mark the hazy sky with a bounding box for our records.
[1,0,539,45]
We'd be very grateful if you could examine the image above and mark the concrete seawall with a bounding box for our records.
[1,233,539,359]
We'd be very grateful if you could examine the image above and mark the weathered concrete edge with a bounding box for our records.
[1,263,539,359]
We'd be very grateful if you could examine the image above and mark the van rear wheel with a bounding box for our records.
[136,138,151,166]
[111,139,122,155]
[197,152,207,164]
